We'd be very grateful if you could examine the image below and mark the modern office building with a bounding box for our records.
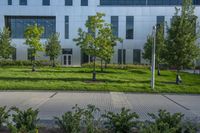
[0,0,200,66]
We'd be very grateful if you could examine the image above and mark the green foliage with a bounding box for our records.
[55,105,101,133]
[141,109,184,133]
[8,107,39,133]
[0,60,54,66]
[45,33,61,67]
[54,104,83,133]
[0,106,10,129]
[0,27,14,59]
[74,12,122,79]
[24,24,44,60]
[102,108,139,133]
[82,63,150,70]
[165,0,200,71]
[143,25,165,64]
[82,105,101,133]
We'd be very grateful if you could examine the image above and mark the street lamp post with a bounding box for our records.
[151,26,156,89]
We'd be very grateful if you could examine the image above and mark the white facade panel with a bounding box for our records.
[0,0,200,66]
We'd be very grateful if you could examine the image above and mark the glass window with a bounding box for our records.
[65,16,69,39]
[133,49,141,64]
[81,0,88,6]
[8,0,12,5]
[5,16,56,38]
[118,49,126,64]
[27,48,35,61]
[111,16,118,37]
[62,49,72,54]
[65,0,73,5]
[100,0,200,6]
[126,16,134,39]
[157,16,165,26]
[43,0,50,5]
[19,0,27,5]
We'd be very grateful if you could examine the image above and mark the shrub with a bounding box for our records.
[141,109,184,133]
[102,108,139,133]
[82,63,150,70]
[54,105,84,133]
[0,60,59,67]
[82,105,101,133]
[8,107,39,133]
[0,106,9,129]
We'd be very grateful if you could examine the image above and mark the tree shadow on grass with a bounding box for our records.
[16,69,125,74]
[128,69,148,74]
[0,76,150,84]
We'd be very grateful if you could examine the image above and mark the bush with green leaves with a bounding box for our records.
[0,106,10,129]
[141,109,184,133]
[55,104,102,133]
[8,107,39,133]
[54,105,84,133]
[102,108,139,133]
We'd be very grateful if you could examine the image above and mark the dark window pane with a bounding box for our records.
[118,49,126,64]
[100,0,200,5]
[111,16,118,37]
[19,0,27,5]
[126,16,134,39]
[81,0,88,6]
[43,0,50,5]
[62,49,72,54]
[5,16,56,38]
[27,48,35,61]
[65,16,69,39]
[133,49,141,64]
[8,0,12,5]
[65,0,73,5]
[157,16,165,26]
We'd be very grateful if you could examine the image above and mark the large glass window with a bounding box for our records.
[118,49,126,64]
[81,0,88,6]
[5,16,56,38]
[19,0,27,5]
[111,16,119,37]
[43,0,50,6]
[100,0,200,5]
[65,0,73,5]
[133,49,141,64]
[126,16,134,39]
[65,16,69,39]
[8,0,12,5]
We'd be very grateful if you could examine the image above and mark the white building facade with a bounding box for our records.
[0,0,200,66]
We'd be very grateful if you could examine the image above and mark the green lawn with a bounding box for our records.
[0,66,199,94]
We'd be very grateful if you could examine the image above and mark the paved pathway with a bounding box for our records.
[0,91,200,123]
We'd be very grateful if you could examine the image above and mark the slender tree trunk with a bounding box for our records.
[92,56,96,81]
[176,69,182,85]
[157,64,161,76]
[101,59,103,72]
[105,61,107,69]
[32,59,36,72]
[52,58,56,67]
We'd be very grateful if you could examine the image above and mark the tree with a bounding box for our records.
[0,27,14,59]
[45,33,61,67]
[143,24,165,76]
[24,24,44,72]
[165,0,200,84]
[74,13,122,81]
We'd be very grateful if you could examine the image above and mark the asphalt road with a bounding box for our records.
[0,91,200,123]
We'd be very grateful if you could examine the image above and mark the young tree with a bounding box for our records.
[143,24,165,76]
[0,27,14,59]
[45,33,61,67]
[24,24,44,72]
[74,13,122,81]
[165,0,200,84]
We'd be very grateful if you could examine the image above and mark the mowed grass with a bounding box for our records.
[0,66,199,93]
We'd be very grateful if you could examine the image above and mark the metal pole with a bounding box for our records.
[121,42,124,69]
[151,26,156,89]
